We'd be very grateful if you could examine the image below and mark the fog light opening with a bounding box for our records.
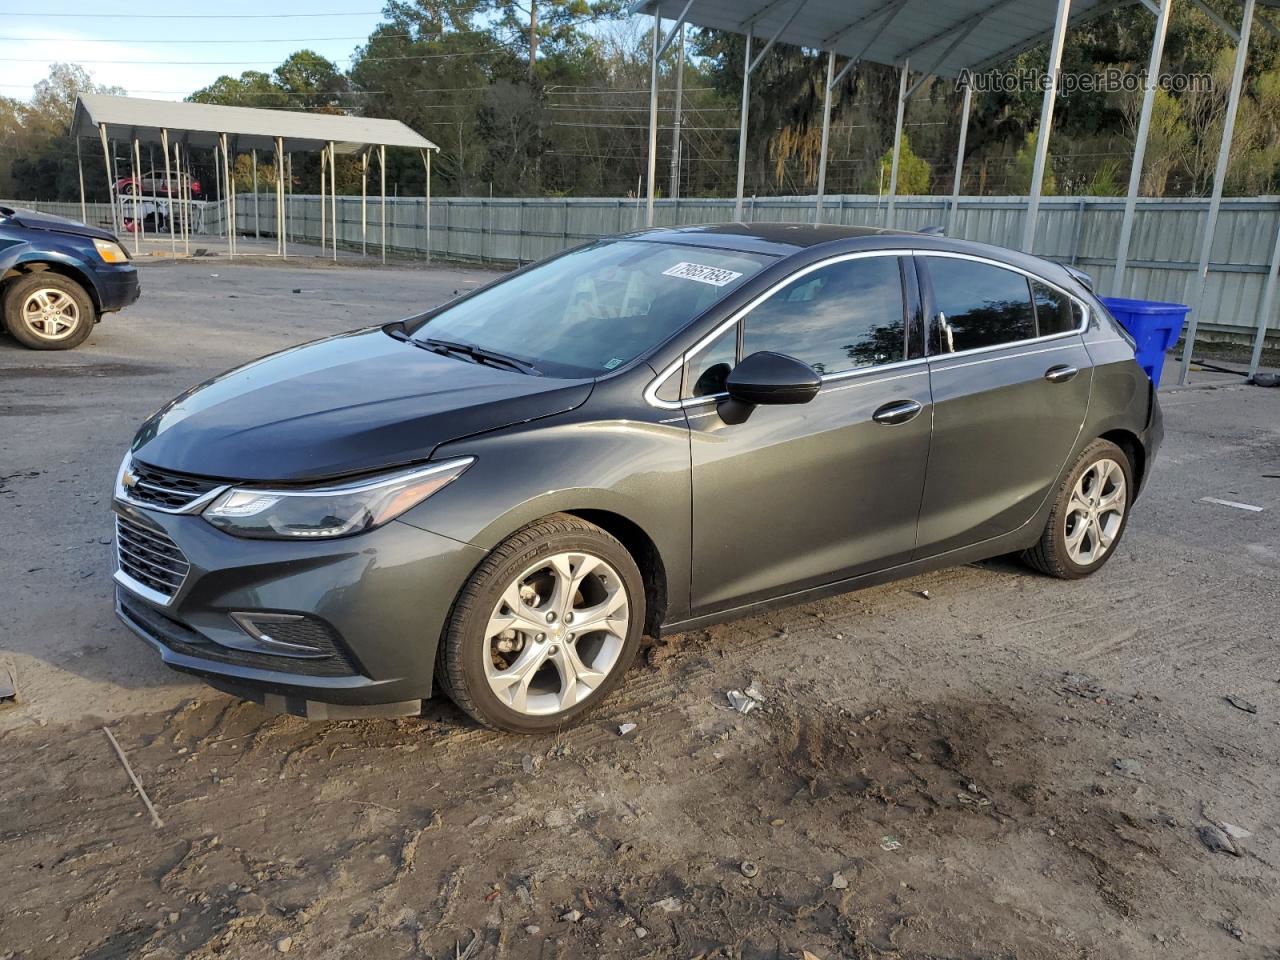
[230,612,332,659]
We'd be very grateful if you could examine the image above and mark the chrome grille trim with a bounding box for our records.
[115,515,191,604]
[115,455,229,515]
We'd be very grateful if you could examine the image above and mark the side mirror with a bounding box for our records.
[726,351,822,406]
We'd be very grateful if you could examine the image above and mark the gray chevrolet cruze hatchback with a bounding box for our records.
[113,224,1162,732]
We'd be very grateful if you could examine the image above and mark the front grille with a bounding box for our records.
[125,462,222,511]
[118,590,360,678]
[116,515,190,601]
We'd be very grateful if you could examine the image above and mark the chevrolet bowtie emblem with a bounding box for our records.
[122,467,139,489]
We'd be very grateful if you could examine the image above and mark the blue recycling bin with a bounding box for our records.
[1099,296,1190,389]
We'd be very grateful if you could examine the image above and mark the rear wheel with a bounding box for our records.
[1023,438,1132,579]
[437,514,644,733]
[2,272,95,350]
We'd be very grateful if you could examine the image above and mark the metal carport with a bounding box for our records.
[70,94,439,265]
[631,0,1280,381]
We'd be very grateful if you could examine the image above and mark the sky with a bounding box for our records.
[0,2,390,103]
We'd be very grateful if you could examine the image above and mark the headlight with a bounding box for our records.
[203,458,472,540]
[94,238,130,263]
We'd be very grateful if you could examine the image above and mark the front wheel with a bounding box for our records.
[1023,438,1132,579]
[437,514,645,733]
[2,272,96,350]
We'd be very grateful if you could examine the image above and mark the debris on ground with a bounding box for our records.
[739,860,759,878]
[102,726,164,829]
[0,665,15,703]
[1224,695,1258,714]
[652,896,682,913]
[560,909,582,923]
[957,791,992,808]
[1222,823,1253,840]
[727,690,758,714]
[918,590,931,599]
[879,836,903,852]
[1197,824,1242,857]
[831,872,849,890]
[618,722,638,736]
[274,936,293,953]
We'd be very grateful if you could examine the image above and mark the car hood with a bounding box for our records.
[0,207,119,243]
[130,328,594,482]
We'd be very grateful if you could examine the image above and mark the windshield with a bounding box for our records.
[411,240,773,378]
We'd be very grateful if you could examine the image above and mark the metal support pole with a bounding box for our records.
[278,138,287,259]
[75,137,87,225]
[734,28,753,221]
[886,59,910,228]
[330,141,338,263]
[1249,211,1280,377]
[320,145,327,254]
[361,149,369,257]
[252,149,260,240]
[379,143,387,265]
[815,50,835,223]
[213,143,223,239]
[949,79,973,235]
[181,142,191,254]
[1023,0,1073,251]
[645,14,660,227]
[220,134,234,259]
[132,138,144,252]
[422,149,432,263]
[1180,0,1255,384]
[669,22,686,200]
[98,124,119,237]
[1114,0,1173,292]
[161,129,175,257]
[286,152,293,248]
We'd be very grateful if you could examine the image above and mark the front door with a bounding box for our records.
[686,252,933,616]
[914,253,1093,556]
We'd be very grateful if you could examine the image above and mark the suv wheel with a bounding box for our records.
[438,514,644,733]
[3,273,95,350]
[1023,438,1132,579]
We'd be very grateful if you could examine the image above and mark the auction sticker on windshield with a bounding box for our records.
[662,262,744,287]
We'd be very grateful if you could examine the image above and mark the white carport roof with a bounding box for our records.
[628,0,1140,78]
[71,93,437,154]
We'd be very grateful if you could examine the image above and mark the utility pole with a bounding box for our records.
[669,22,686,199]
[529,0,538,81]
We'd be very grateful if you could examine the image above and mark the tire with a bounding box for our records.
[437,514,645,733]
[2,272,95,350]
[1023,438,1133,580]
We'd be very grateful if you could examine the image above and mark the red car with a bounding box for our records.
[115,170,201,199]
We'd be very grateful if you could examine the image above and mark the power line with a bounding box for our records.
[0,9,387,17]
[1,50,503,65]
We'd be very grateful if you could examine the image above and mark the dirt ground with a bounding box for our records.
[2,259,1279,960]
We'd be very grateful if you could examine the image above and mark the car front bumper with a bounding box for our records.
[96,264,140,313]
[111,498,485,714]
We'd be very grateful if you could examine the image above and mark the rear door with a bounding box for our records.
[913,253,1093,556]
[684,252,933,615]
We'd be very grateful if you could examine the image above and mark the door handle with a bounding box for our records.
[872,399,923,425]
[1044,364,1079,383]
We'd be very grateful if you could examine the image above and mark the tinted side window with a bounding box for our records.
[740,257,906,375]
[1031,280,1082,335]
[928,258,1035,352]
[684,325,737,398]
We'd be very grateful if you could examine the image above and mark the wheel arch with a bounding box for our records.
[562,508,668,637]
[1099,428,1145,494]
[1,256,102,316]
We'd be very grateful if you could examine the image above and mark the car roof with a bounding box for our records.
[625,222,1087,296]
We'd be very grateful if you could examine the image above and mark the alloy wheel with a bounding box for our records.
[484,551,629,716]
[1063,457,1127,566]
[21,288,81,341]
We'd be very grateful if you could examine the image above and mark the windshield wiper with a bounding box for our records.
[417,337,541,376]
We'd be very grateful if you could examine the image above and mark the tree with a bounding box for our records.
[877,134,932,196]
[2,63,124,202]
[1008,131,1056,196]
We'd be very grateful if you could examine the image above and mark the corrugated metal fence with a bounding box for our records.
[8,193,1279,340]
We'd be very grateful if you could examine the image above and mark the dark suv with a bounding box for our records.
[0,206,139,350]
[112,224,1161,733]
